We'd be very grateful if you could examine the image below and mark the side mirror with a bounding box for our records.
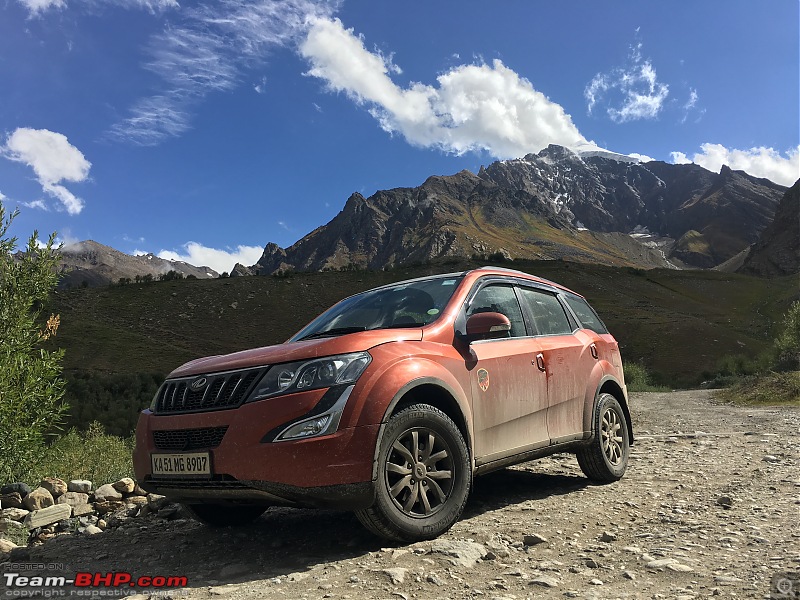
[464,312,511,342]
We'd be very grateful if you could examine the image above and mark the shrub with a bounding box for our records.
[0,203,67,484]
[28,422,135,485]
[623,361,669,392]
[774,300,800,372]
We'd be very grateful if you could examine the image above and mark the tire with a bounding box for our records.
[577,393,630,483]
[182,503,267,527]
[355,404,471,542]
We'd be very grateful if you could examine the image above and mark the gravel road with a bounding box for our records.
[3,390,799,599]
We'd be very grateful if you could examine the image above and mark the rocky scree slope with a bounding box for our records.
[740,179,800,277]
[247,146,786,274]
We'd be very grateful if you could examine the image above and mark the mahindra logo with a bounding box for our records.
[190,377,208,391]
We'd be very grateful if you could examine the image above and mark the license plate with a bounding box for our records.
[151,452,211,477]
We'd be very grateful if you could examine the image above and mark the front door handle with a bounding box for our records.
[534,353,546,372]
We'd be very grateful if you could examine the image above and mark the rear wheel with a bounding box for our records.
[577,393,630,483]
[182,503,267,527]
[356,404,470,541]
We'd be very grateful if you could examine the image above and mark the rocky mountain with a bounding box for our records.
[739,179,800,277]
[248,145,786,274]
[56,240,218,288]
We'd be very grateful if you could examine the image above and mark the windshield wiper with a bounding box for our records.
[299,326,367,341]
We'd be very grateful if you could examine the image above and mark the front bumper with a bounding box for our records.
[133,387,380,509]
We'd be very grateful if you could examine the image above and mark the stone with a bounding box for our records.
[68,480,92,494]
[72,504,94,518]
[429,539,487,568]
[39,477,68,498]
[589,578,604,585]
[94,500,126,514]
[0,493,24,509]
[762,455,780,463]
[112,478,136,494]
[57,492,89,509]
[147,493,169,510]
[523,533,548,546]
[84,525,103,535]
[125,496,149,507]
[382,568,407,585]
[23,487,54,511]
[647,558,679,568]
[600,531,617,542]
[716,495,733,508]
[0,518,26,535]
[0,507,29,521]
[0,483,31,498]
[0,538,19,555]
[24,503,72,528]
[94,484,123,501]
[528,575,559,588]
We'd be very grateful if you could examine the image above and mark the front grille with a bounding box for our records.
[145,475,247,489]
[153,426,228,450]
[154,367,266,414]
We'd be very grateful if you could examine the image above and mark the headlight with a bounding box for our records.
[247,351,371,402]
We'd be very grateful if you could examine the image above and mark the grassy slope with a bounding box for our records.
[48,259,797,387]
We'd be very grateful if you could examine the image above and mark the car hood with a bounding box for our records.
[168,329,423,378]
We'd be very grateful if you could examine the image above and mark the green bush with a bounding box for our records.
[623,361,669,392]
[28,422,135,486]
[774,300,800,372]
[0,203,67,485]
[716,371,800,406]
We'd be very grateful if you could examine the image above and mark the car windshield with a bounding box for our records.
[290,275,465,341]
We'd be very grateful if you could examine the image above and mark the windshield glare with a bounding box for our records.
[291,275,464,341]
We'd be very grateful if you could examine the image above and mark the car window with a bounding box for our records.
[564,295,609,334]
[466,284,526,337]
[518,287,572,336]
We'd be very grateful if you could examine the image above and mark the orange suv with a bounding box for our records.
[134,266,632,541]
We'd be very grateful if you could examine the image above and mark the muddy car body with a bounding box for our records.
[134,266,632,541]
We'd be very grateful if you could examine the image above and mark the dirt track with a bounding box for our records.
[3,390,799,599]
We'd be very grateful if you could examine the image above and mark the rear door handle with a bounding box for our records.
[590,343,599,360]
[534,353,546,372]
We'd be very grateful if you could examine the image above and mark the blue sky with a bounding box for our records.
[1,0,798,273]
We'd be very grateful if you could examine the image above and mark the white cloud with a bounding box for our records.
[22,198,49,211]
[300,17,590,158]
[157,241,263,274]
[1,128,91,215]
[110,0,339,145]
[585,40,670,123]
[670,144,800,186]
[628,152,655,163]
[17,0,177,17]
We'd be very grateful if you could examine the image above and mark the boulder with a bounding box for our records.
[23,487,54,511]
[57,492,90,508]
[39,477,68,499]
[68,480,92,494]
[94,484,123,501]
[0,538,18,556]
[0,483,31,498]
[94,500,126,515]
[72,504,94,518]
[112,478,136,494]
[0,493,24,509]
[0,518,26,535]
[24,503,72,529]
[0,507,29,522]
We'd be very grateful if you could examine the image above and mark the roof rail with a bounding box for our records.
[473,265,563,290]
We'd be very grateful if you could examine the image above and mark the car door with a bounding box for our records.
[517,287,598,444]
[464,282,550,463]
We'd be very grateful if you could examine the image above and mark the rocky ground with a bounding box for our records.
[2,390,799,600]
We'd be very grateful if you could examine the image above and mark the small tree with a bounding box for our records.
[0,203,67,484]
[774,300,800,372]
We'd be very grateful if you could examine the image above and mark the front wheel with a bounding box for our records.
[182,503,267,527]
[355,404,471,542]
[577,393,630,483]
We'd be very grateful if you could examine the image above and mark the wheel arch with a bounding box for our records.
[371,377,473,480]
[586,375,634,445]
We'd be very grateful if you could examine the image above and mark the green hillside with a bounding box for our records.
[46,259,796,433]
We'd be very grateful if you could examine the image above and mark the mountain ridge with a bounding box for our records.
[247,145,786,275]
